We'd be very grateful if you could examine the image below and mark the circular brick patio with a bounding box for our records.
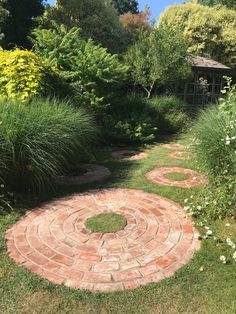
[169,151,193,161]
[6,189,200,292]
[146,167,207,188]
[112,150,148,161]
[162,144,185,150]
[55,164,111,186]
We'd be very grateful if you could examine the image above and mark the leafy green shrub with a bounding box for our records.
[0,98,97,192]
[112,119,157,144]
[32,26,129,107]
[148,95,189,134]
[102,95,158,144]
[0,49,60,101]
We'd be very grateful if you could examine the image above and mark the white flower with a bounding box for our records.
[226,238,235,248]
[226,140,230,145]
[0,184,4,188]
[220,255,227,264]
[205,226,209,230]
[184,206,190,211]
[184,199,188,203]
[233,251,236,261]
[197,205,202,210]
[206,230,213,236]
[225,223,230,227]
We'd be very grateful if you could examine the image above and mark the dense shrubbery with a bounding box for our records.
[0,49,60,101]
[100,95,188,144]
[97,96,155,144]
[148,96,189,134]
[0,98,97,192]
[32,26,129,107]
[189,82,236,218]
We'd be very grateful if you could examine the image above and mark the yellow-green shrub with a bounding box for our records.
[0,49,55,101]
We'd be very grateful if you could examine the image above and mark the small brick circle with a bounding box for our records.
[6,189,200,292]
[55,164,111,186]
[146,167,207,188]
[162,144,185,150]
[169,151,193,161]
[112,150,148,161]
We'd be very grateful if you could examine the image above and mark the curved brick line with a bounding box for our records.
[169,151,193,161]
[112,150,149,161]
[6,189,201,292]
[162,144,185,150]
[145,167,207,188]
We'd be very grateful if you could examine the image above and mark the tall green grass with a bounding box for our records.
[0,98,97,192]
[190,105,236,176]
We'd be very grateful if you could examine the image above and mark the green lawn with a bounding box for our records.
[164,172,189,181]
[85,213,127,233]
[1,140,236,314]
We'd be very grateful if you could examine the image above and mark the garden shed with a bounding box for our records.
[177,55,234,106]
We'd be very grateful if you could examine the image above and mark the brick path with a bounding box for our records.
[169,151,193,161]
[6,189,200,292]
[162,144,185,150]
[146,167,207,188]
[112,150,148,161]
[55,164,111,186]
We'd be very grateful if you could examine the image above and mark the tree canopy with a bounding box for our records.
[112,0,139,15]
[198,0,236,9]
[40,0,127,53]
[0,0,44,48]
[120,9,152,44]
[125,26,191,98]
[159,2,236,69]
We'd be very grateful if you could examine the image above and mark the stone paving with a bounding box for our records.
[112,150,148,161]
[55,164,111,186]
[146,167,207,188]
[6,189,200,292]
[169,151,193,161]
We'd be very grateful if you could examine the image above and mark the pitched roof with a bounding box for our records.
[187,55,231,71]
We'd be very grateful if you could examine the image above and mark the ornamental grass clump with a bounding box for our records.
[0,98,97,192]
[190,79,236,177]
[188,79,236,219]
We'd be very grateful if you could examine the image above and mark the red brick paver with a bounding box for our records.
[169,151,194,161]
[55,164,111,186]
[145,167,207,188]
[6,189,200,292]
[162,144,185,150]
[112,150,148,161]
